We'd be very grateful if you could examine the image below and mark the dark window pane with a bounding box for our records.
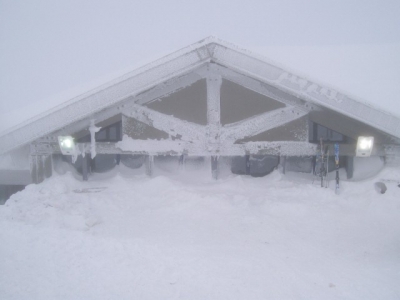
[96,130,107,140]
[109,126,117,140]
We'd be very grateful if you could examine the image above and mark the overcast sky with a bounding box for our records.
[1,0,400,132]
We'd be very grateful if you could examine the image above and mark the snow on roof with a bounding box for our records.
[1,37,400,155]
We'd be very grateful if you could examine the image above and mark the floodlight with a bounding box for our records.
[356,136,374,157]
[58,136,76,155]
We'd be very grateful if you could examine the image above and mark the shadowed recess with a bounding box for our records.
[220,79,285,125]
[145,79,207,125]
[236,116,309,143]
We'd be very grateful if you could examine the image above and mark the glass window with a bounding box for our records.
[311,123,347,143]
[109,126,117,140]
[96,130,107,141]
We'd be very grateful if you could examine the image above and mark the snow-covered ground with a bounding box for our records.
[1,163,400,300]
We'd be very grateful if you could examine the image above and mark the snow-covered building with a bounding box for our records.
[1,37,400,200]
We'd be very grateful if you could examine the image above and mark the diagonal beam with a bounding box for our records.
[0,54,210,155]
[123,104,206,143]
[220,106,308,142]
[203,63,319,111]
[211,44,400,140]
[52,69,205,137]
[133,66,205,106]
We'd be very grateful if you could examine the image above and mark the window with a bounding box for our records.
[78,121,122,143]
[310,122,347,143]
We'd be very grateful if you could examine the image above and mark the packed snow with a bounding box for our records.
[1,162,400,300]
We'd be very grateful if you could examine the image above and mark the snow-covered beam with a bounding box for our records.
[132,69,205,106]
[220,142,317,156]
[0,47,210,155]
[205,72,222,178]
[123,105,207,143]
[29,140,190,156]
[220,106,308,142]
[199,63,319,111]
[116,140,318,156]
[116,138,185,155]
[211,44,400,139]
[53,70,204,138]
[29,139,387,157]
[206,73,222,152]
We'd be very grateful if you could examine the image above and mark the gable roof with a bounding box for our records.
[1,36,400,155]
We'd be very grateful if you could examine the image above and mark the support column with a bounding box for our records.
[179,154,186,172]
[206,72,222,179]
[211,156,219,180]
[346,156,354,179]
[145,155,154,177]
[281,156,287,175]
[82,155,89,181]
[245,154,251,175]
[44,155,52,179]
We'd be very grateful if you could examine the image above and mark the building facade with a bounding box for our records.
[1,37,399,201]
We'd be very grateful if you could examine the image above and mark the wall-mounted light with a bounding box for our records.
[356,136,374,157]
[58,136,76,155]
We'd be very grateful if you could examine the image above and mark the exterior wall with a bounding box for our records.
[0,185,26,204]
[122,115,169,140]
[145,79,207,125]
[220,80,285,125]
[309,110,400,145]
[2,60,400,183]
[237,115,309,143]
[0,170,32,185]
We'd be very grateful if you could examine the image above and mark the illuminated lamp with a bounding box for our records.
[58,136,76,155]
[356,136,374,157]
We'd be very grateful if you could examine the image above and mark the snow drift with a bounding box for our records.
[1,166,400,300]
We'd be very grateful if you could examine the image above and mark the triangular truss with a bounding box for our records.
[2,37,400,156]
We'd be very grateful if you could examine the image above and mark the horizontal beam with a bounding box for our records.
[222,142,317,156]
[27,140,344,157]
[220,106,308,142]
[30,139,387,157]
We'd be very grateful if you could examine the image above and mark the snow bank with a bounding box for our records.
[0,167,399,299]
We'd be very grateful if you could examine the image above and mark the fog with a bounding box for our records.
[1,0,400,132]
